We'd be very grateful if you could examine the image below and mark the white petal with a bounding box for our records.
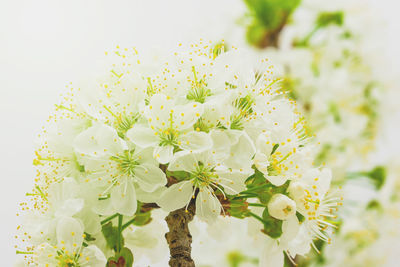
[125,228,158,249]
[193,150,217,169]
[144,94,174,128]
[49,177,79,202]
[281,215,300,245]
[79,245,107,267]
[134,163,167,192]
[254,152,270,176]
[287,225,312,256]
[55,198,84,217]
[56,217,84,251]
[259,239,284,267]
[214,170,250,195]
[202,94,235,128]
[224,131,255,171]
[168,151,198,173]
[256,132,273,156]
[74,123,126,157]
[303,168,332,196]
[266,175,288,187]
[173,102,204,130]
[77,84,106,121]
[208,50,255,91]
[209,129,232,160]
[156,181,194,212]
[179,131,212,152]
[111,179,137,216]
[153,145,174,164]
[136,186,165,203]
[93,197,115,216]
[135,147,158,165]
[35,243,58,266]
[109,73,147,112]
[126,125,158,148]
[77,207,102,235]
[318,168,332,196]
[195,187,221,223]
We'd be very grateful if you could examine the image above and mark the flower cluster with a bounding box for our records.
[316,161,400,267]
[15,42,338,266]
[243,0,385,181]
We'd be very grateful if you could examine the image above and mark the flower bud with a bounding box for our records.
[288,181,307,202]
[267,194,296,220]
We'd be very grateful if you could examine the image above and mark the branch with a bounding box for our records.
[165,203,196,267]
[257,12,289,49]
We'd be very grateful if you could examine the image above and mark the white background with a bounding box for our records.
[0,0,399,265]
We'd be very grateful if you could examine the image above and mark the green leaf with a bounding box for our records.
[244,0,301,47]
[329,102,341,123]
[227,251,259,267]
[295,211,305,223]
[316,11,344,28]
[366,200,382,211]
[261,208,283,238]
[246,22,267,47]
[102,222,124,251]
[227,251,247,267]
[245,0,301,29]
[367,166,386,190]
[347,166,386,190]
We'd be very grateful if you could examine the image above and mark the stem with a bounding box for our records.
[240,184,269,194]
[165,204,196,267]
[248,203,265,207]
[16,251,34,255]
[101,213,119,225]
[233,195,258,200]
[122,216,136,231]
[297,25,319,46]
[117,214,123,252]
[248,212,265,224]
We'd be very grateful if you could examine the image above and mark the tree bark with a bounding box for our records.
[165,204,196,267]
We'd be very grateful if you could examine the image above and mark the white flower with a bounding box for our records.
[289,168,339,244]
[210,129,256,172]
[126,93,213,164]
[74,123,166,216]
[157,150,253,223]
[22,178,84,245]
[15,42,338,266]
[34,217,106,267]
[77,72,147,135]
[124,209,169,264]
[190,216,260,267]
[268,194,296,220]
[253,128,312,186]
[34,117,91,182]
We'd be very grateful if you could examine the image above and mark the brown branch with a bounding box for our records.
[256,12,289,49]
[165,203,196,267]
